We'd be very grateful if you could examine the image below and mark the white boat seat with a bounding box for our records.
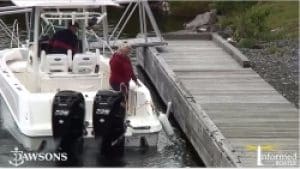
[72,53,97,74]
[44,53,69,73]
[40,50,72,73]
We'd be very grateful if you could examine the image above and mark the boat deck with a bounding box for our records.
[137,33,299,167]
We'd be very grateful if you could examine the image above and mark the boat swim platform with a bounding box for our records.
[136,32,299,167]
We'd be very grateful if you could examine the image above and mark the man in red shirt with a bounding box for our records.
[49,21,79,56]
[109,44,140,92]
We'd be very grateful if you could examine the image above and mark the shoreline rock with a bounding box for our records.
[239,39,299,107]
[184,10,217,32]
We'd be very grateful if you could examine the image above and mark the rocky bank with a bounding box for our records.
[239,39,299,107]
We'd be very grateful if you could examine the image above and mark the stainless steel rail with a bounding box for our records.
[0,6,31,16]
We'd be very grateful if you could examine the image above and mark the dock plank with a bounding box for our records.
[194,95,289,104]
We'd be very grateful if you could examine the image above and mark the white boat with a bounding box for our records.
[0,0,170,153]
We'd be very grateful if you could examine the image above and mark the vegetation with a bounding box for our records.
[168,1,211,18]
[237,38,258,49]
[264,1,299,39]
[215,1,299,48]
[212,1,257,15]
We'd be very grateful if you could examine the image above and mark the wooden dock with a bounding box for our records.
[89,37,167,49]
[136,33,299,167]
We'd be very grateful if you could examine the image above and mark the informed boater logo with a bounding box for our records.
[245,144,297,167]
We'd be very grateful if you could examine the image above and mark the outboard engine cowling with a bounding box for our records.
[52,90,85,159]
[93,90,126,157]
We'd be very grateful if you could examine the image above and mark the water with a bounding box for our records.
[0,4,204,167]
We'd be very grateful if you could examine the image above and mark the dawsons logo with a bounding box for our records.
[9,147,68,167]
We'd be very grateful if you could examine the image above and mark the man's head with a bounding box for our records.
[118,42,132,55]
[68,21,79,33]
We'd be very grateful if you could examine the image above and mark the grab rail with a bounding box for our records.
[41,11,106,26]
[11,19,20,48]
[0,19,13,39]
[86,29,114,56]
[0,19,20,48]
[0,6,31,16]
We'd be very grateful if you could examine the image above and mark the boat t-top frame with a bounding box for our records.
[40,11,107,26]
[40,10,109,53]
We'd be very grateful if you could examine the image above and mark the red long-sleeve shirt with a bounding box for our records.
[109,52,137,86]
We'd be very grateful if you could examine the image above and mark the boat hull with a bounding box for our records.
[0,48,162,151]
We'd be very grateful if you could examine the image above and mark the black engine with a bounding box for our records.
[93,90,126,157]
[51,89,127,163]
[52,90,85,158]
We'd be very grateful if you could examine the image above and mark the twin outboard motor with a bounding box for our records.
[52,90,126,162]
[93,90,126,157]
[52,90,85,161]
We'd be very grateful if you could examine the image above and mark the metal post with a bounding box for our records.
[138,0,144,35]
[30,8,35,42]
[115,3,138,43]
[142,1,147,42]
[143,1,162,41]
[25,12,30,41]
[101,6,109,44]
[82,8,87,52]
[109,2,132,41]
[33,7,40,91]
[16,20,19,47]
